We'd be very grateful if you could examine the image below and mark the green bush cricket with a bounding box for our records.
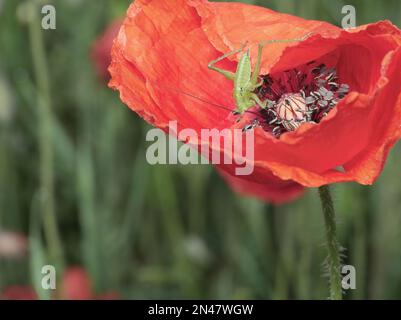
[207,35,312,114]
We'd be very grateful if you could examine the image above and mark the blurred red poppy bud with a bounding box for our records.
[92,20,122,81]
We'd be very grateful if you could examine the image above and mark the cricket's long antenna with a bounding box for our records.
[259,32,314,46]
[150,82,260,117]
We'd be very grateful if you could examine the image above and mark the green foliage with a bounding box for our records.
[0,0,400,299]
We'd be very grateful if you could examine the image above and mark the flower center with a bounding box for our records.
[242,61,350,137]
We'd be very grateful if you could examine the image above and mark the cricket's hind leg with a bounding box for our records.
[208,42,248,81]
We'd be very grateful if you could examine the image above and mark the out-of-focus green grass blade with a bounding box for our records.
[29,197,51,300]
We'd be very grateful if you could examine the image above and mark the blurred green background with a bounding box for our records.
[0,0,401,300]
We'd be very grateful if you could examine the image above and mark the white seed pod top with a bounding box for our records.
[276,93,308,122]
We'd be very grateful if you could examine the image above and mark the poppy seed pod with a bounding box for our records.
[275,93,308,131]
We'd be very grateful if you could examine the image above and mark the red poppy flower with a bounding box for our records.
[92,20,122,80]
[109,0,401,202]
[1,286,37,300]
[62,266,119,300]
[62,267,93,300]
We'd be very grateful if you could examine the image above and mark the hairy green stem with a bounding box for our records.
[318,185,342,300]
[28,3,64,275]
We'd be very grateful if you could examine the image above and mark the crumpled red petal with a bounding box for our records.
[218,168,304,204]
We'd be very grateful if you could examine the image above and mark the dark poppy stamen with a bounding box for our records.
[240,61,350,138]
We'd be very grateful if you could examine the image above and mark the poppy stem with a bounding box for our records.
[318,185,342,300]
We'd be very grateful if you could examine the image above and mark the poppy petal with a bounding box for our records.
[109,0,235,132]
[189,0,340,74]
[218,168,304,204]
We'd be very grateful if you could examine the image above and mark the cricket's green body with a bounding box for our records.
[233,51,256,113]
[207,36,311,114]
